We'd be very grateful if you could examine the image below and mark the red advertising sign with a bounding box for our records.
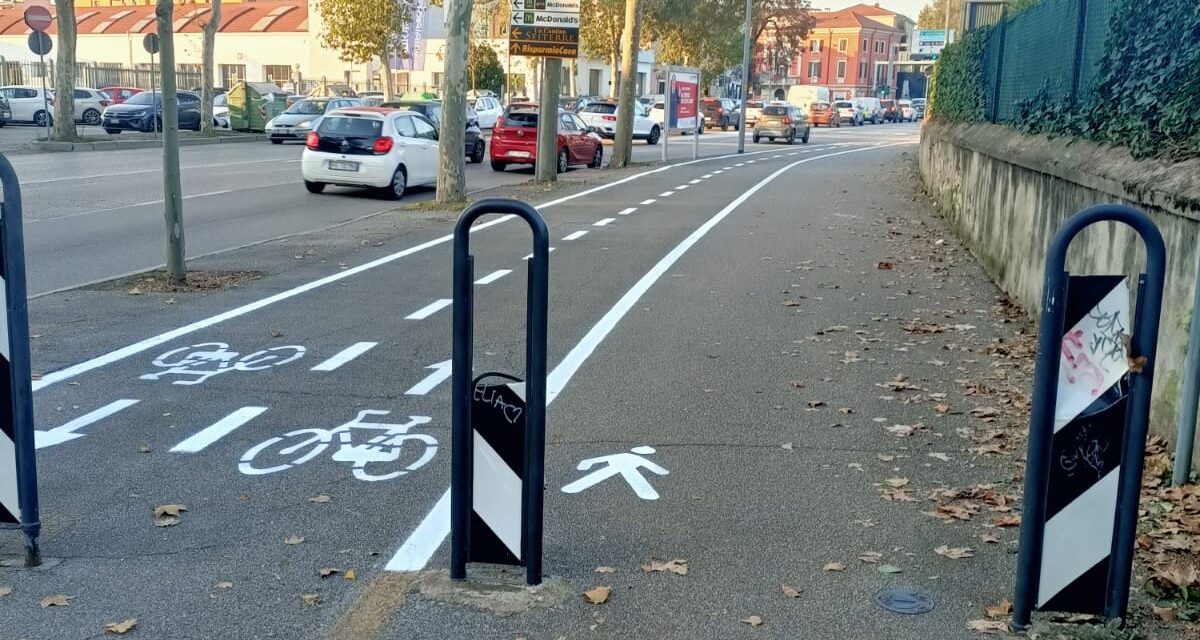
[667,70,700,131]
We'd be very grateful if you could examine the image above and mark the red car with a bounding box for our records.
[490,103,603,173]
[100,86,143,105]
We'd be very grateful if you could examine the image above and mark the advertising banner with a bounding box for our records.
[667,69,699,131]
[394,0,428,71]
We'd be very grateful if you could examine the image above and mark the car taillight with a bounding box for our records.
[602,115,616,121]
[100,100,111,107]
[717,107,723,114]
[782,116,792,124]
[372,137,394,154]
[495,116,504,127]
[306,132,319,149]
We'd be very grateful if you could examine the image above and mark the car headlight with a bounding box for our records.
[265,118,276,128]
[296,120,312,129]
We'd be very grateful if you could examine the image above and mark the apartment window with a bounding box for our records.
[263,65,291,85]
[588,69,601,95]
[219,64,246,88]
[836,60,846,80]
[861,38,868,51]
[810,39,822,53]
[838,38,847,52]
[432,72,444,90]
[859,62,867,79]
[808,61,820,79]
[637,72,647,95]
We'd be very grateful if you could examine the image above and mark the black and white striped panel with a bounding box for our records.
[0,215,18,525]
[469,379,526,566]
[1038,275,1130,613]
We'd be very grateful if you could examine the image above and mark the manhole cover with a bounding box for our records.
[875,587,935,615]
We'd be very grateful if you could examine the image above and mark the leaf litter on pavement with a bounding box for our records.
[104,618,137,635]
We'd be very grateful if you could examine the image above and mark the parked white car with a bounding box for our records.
[213,93,230,129]
[470,95,503,129]
[648,101,705,135]
[576,100,661,144]
[0,85,53,126]
[301,108,439,200]
[71,88,111,125]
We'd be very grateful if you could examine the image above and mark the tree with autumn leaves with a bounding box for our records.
[316,0,422,101]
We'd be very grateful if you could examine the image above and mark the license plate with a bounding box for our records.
[329,160,359,171]
[508,151,531,158]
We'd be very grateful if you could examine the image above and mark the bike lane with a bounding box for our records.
[0,145,871,638]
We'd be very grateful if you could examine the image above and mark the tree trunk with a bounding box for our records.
[611,0,641,168]
[535,58,561,182]
[381,47,395,101]
[200,0,221,135]
[52,0,77,141]
[436,0,471,204]
[610,49,620,98]
[156,0,186,284]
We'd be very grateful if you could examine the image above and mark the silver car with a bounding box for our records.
[266,97,360,143]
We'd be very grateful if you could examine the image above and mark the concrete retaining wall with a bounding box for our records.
[919,120,1200,464]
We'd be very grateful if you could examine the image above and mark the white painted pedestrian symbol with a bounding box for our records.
[561,446,669,500]
[141,342,305,385]
[239,410,436,481]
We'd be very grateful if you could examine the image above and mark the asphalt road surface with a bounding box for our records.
[0,122,1032,639]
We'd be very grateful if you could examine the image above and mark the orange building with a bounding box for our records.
[787,3,914,100]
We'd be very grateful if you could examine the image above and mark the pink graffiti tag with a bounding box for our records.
[1062,330,1105,396]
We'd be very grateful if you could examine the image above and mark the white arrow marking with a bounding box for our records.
[35,399,140,449]
[405,360,452,396]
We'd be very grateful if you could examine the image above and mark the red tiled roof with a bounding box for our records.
[811,7,898,31]
[0,1,307,36]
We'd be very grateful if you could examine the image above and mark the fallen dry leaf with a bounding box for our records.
[582,586,611,605]
[641,558,688,575]
[308,495,332,504]
[858,551,883,564]
[594,566,616,574]
[153,503,187,527]
[104,618,137,635]
[740,615,764,627]
[1152,559,1198,588]
[127,286,142,296]
[214,581,233,589]
[992,515,1021,528]
[1152,604,1177,622]
[934,403,951,414]
[137,444,151,453]
[980,533,1001,544]
[875,261,895,270]
[966,618,1008,633]
[822,562,846,572]
[928,452,952,462]
[935,545,975,559]
[884,477,910,488]
[781,442,794,451]
[985,598,1013,618]
[877,564,903,574]
[40,594,72,608]
[877,454,896,462]
[318,568,340,578]
[1128,355,1147,374]
[0,585,11,597]
[284,535,305,545]
[300,593,322,607]
[781,584,801,599]
[344,569,356,581]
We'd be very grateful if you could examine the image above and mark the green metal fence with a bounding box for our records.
[979,0,1113,123]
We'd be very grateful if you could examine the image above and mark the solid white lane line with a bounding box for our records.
[34,399,141,449]
[563,230,589,241]
[659,191,675,197]
[170,407,268,453]
[474,269,513,285]
[639,199,656,205]
[617,207,637,216]
[523,247,556,260]
[689,179,703,184]
[385,142,908,572]
[31,144,843,391]
[593,218,615,227]
[406,299,452,320]
[310,342,378,372]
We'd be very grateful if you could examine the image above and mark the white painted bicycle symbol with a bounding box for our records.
[238,410,437,481]
[141,342,306,385]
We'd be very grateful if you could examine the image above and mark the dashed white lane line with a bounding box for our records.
[563,230,589,241]
[617,207,637,216]
[405,299,452,320]
[734,163,745,167]
[722,166,733,169]
[474,269,513,285]
[593,218,615,227]
[640,198,657,205]
[523,247,556,260]
[311,342,379,371]
[747,160,757,164]
[171,407,269,453]
[788,152,798,156]
[676,185,690,190]
[659,191,675,197]
[701,174,713,178]
[690,179,703,184]
[713,170,724,174]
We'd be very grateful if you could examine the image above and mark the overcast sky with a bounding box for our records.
[813,1,929,22]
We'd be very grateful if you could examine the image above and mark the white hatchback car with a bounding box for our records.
[470,95,503,129]
[0,85,53,126]
[301,108,439,200]
[576,100,661,144]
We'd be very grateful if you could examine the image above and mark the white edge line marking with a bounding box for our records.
[405,299,452,320]
[617,207,637,216]
[639,199,656,205]
[170,407,268,453]
[31,144,831,391]
[474,269,513,285]
[593,218,615,227]
[563,230,589,241]
[385,142,907,572]
[310,341,378,372]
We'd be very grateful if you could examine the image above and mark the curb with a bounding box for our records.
[31,134,267,153]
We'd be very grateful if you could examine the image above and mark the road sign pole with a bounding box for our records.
[38,52,49,141]
[737,0,752,154]
[150,52,157,140]
[661,67,669,163]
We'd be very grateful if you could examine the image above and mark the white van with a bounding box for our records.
[852,97,883,124]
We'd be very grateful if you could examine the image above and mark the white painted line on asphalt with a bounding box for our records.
[659,191,675,197]
[747,160,757,164]
[713,170,724,174]
[406,299,452,320]
[676,185,690,190]
[523,247,556,260]
[563,230,589,241]
[386,141,909,572]
[31,144,830,391]
[701,174,713,178]
[310,342,378,371]
[593,218,615,227]
[789,152,798,156]
[734,163,745,167]
[22,158,303,185]
[474,269,513,285]
[722,166,732,170]
[35,399,141,449]
[639,199,656,205]
[29,183,292,224]
[617,207,637,216]
[404,360,453,396]
[170,407,268,453]
[689,179,703,184]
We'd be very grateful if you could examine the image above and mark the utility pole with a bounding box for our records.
[155,0,185,284]
[737,0,752,154]
[535,58,561,182]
